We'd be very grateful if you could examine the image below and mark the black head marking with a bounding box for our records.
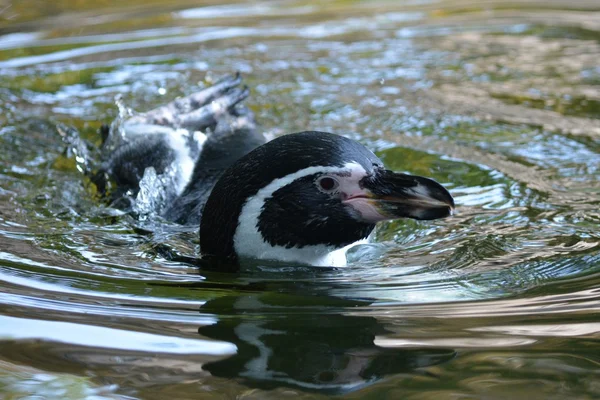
[257,173,375,249]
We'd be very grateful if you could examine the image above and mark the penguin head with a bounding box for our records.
[200,131,454,267]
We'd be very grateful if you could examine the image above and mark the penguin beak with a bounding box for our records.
[343,169,455,223]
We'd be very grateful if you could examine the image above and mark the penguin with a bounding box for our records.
[93,74,454,268]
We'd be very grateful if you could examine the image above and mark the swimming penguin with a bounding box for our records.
[93,74,454,267]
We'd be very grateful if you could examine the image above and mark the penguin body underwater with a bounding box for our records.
[93,74,454,267]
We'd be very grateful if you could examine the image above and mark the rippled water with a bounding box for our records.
[1,0,599,398]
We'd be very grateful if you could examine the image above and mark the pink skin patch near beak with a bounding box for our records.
[332,165,387,223]
[343,195,387,223]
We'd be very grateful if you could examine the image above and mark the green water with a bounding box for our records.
[1,0,599,398]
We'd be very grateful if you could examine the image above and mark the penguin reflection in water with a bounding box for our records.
[93,74,454,268]
[198,293,455,393]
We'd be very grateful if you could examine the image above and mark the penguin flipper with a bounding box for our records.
[125,73,244,130]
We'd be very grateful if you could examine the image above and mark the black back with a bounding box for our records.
[200,131,382,261]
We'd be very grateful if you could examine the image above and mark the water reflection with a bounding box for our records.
[198,294,455,393]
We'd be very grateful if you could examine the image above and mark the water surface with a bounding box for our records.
[1,0,599,398]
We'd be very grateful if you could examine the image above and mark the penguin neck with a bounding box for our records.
[236,238,369,267]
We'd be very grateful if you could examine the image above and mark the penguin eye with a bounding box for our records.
[317,176,339,192]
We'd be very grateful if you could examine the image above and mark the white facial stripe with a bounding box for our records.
[233,162,367,266]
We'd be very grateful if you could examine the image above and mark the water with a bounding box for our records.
[1,0,599,398]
